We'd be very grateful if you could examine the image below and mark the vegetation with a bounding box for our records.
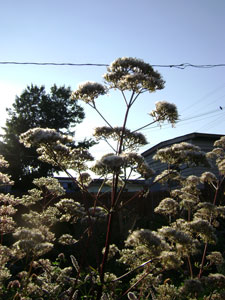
[0,57,225,299]
[0,84,94,191]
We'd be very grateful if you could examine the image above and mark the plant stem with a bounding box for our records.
[187,255,193,278]
[198,181,221,279]
[89,102,113,128]
[198,242,208,279]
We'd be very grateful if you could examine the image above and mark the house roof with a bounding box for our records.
[142,132,223,157]
[55,177,145,185]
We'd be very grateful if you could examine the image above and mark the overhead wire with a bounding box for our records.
[197,114,225,132]
[180,84,225,116]
[0,61,225,69]
[0,59,224,139]
[142,107,225,132]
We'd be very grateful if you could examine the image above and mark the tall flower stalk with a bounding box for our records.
[18,57,178,299]
[70,57,178,298]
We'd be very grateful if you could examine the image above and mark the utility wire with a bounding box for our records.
[142,107,225,132]
[0,61,225,69]
[180,84,225,115]
[0,62,109,67]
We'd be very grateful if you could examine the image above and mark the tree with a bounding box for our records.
[0,84,91,191]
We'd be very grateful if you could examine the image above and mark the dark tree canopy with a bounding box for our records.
[0,84,91,191]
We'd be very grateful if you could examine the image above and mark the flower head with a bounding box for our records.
[94,126,147,150]
[150,101,178,126]
[71,81,107,103]
[206,251,224,266]
[154,142,209,168]
[154,198,179,216]
[77,172,92,187]
[20,127,72,148]
[104,57,165,92]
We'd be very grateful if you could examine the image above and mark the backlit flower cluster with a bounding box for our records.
[103,57,165,92]
[71,81,107,103]
[37,145,94,171]
[94,126,148,150]
[77,172,92,187]
[0,160,19,236]
[154,142,210,168]
[154,197,179,216]
[55,198,85,223]
[207,136,225,175]
[13,228,54,257]
[150,101,179,126]
[0,155,9,168]
[33,177,65,196]
[0,155,14,185]
[20,127,94,171]
[200,171,217,185]
[20,127,73,147]
[91,152,154,179]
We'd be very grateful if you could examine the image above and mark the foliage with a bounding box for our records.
[0,57,224,299]
[0,84,94,191]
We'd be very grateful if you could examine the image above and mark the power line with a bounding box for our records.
[0,61,109,67]
[0,61,225,69]
[142,107,225,132]
[180,84,225,115]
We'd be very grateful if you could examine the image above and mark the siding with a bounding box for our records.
[142,132,223,179]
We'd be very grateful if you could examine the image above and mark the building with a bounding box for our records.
[55,177,79,193]
[87,178,146,193]
[142,132,223,179]
[55,177,146,194]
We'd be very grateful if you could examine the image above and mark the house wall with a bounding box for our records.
[143,133,223,179]
[56,177,146,194]
[87,181,146,193]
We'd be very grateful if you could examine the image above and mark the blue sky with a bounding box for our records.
[1,0,225,159]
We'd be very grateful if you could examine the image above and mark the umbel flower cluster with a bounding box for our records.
[1,57,225,300]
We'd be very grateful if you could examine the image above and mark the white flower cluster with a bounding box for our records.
[20,127,73,148]
[154,169,182,185]
[37,144,94,171]
[125,228,163,249]
[58,234,78,246]
[0,155,9,168]
[150,101,178,126]
[207,136,225,175]
[154,142,209,168]
[102,244,119,260]
[101,153,124,169]
[71,81,107,103]
[206,251,224,266]
[189,219,217,244]
[0,189,20,235]
[159,226,193,246]
[77,172,92,188]
[22,207,60,228]
[94,126,148,150]
[0,172,14,185]
[154,197,179,216]
[20,188,43,206]
[91,152,154,179]
[103,57,165,93]
[214,136,225,149]
[20,127,94,172]
[55,198,85,223]
[33,177,65,196]
[0,215,16,235]
[13,228,54,257]
[200,171,217,184]
[0,155,14,185]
